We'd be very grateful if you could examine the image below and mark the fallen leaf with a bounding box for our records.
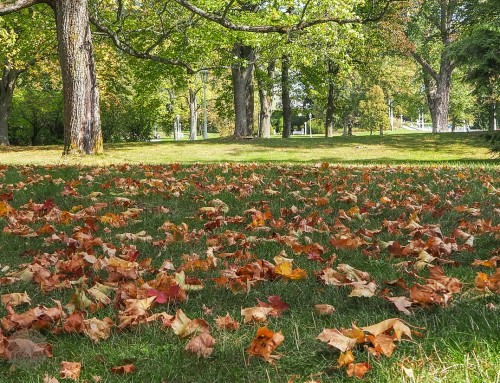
[184,333,216,358]
[110,364,135,374]
[247,326,284,364]
[346,362,371,378]
[60,361,81,380]
[314,304,335,315]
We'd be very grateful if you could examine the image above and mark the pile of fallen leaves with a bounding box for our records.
[0,163,498,381]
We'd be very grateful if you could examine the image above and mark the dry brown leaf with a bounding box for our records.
[314,304,335,315]
[316,329,357,352]
[241,306,273,324]
[60,361,81,380]
[184,333,216,358]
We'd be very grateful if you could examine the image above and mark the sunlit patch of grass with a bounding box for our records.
[0,132,496,166]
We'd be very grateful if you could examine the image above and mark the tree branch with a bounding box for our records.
[0,0,43,15]
[410,51,438,82]
[89,15,195,74]
[172,0,393,34]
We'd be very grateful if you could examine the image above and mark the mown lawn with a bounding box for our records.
[0,160,498,382]
[0,131,496,165]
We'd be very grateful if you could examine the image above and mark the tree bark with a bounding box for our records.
[188,87,197,140]
[231,43,255,137]
[281,54,291,138]
[423,58,453,134]
[0,63,22,146]
[256,61,275,139]
[324,61,338,138]
[53,0,103,154]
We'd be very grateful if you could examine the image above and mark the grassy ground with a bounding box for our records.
[0,160,499,382]
[0,131,496,165]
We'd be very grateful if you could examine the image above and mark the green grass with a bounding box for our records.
[0,131,497,166]
[0,161,499,382]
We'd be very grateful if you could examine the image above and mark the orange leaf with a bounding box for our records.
[247,326,284,364]
[60,361,81,380]
[110,364,135,374]
[346,362,371,378]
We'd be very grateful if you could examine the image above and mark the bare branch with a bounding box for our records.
[0,0,43,15]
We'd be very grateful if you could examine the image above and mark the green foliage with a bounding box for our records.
[359,85,389,134]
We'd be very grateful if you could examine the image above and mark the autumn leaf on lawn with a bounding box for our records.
[349,281,377,298]
[110,364,135,374]
[83,317,114,343]
[171,309,209,338]
[241,306,273,324]
[273,254,307,280]
[215,313,240,330]
[1,292,31,308]
[60,361,81,380]
[384,296,413,315]
[474,268,500,293]
[257,295,290,317]
[361,318,413,341]
[314,304,335,316]
[1,301,65,332]
[427,265,462,293]
[337,350,355,367]
[247,326,284,364]
[0,330,52,363]
[63,312,84,334]
[316,328,358,352]
[184,333,216,358]
[347,362,371,378]
[118,296,156,329]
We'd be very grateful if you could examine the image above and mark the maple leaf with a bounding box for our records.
[337,350,355,367]
[241,306,273,324]
[273,255,308,280]
[247,326,284,364]
[346,362,371,378]
[366,333,397,356]
[215,313,240,330]
[316,329,358,352]
[43,374,59,383]
[349,281,377,298]
[361,318,413,341]
[1,292,31,307]
[184,333,216,358]
[384,296,413,315]
[0,330,52,362]
[314,304,335,315]
[427,265,463,293]
[60,361,81,380]
[110,364,135,374]
[171,309,209,338]
[118,296,156,329]
[63,312,84,334]
[83,317,114,343]
[257,295,290,317]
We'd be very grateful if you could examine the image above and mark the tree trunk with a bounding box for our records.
[281,54,291,138]
[0,63,21,146]
[422,56,453,133]
[245,65,254,135]
[231,43,255,137]
[256,61,275,139]
[188,87,197,140]
[54,0,103,154]
[324,60,338,138]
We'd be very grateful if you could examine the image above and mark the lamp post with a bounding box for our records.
[200,69,209,140]
[309,113,313,137]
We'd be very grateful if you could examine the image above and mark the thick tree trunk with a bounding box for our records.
[245,66,254,135]
[188,87,197,140]
[0,64,21,146]
[256,61,275,139]
[54,0,103,155]
[231,43,255,137]
[281,54,291,138]
[324,60,338,138]
[422,56,453,133]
